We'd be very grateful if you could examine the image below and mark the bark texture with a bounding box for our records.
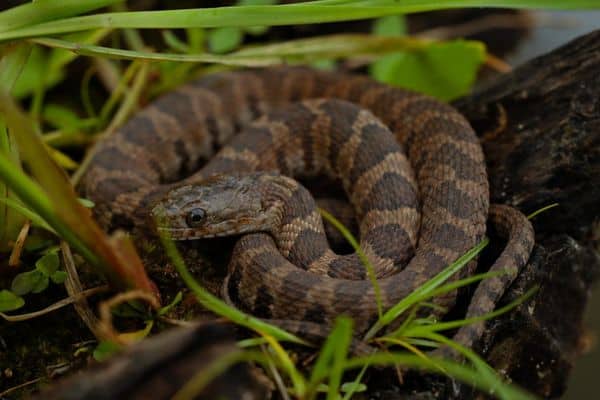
[451,29,600,398]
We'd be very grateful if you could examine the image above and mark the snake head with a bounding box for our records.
[151,174,276,240]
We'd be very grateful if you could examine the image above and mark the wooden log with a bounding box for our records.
[451,29,600,398]
[34,324,271,400]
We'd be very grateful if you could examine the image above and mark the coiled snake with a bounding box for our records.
[82,67,534,350]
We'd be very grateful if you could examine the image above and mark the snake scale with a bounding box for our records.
[82,67,535,349]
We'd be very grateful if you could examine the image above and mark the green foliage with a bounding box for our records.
[92,340,122,362]
[156,291,183,316]
[206,0,278,54]
[10,46,62,99]
[370,13,485,100]
[208,26,244,54]
[372,15,407,36]
[0,43,28,251]
[11,251,66,296]
[2,30,108,100]
[365,239,489,340]
[11,269,47,294]
[0,0,121,33]
[0,289,24,312]
[0,1,597,42]
[371,40,486,100]
[306,317,353,399]
[43,103,91,131]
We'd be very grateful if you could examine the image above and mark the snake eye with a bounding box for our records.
[186,208,207,227]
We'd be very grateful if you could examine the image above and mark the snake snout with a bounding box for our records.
[150,203,183,229]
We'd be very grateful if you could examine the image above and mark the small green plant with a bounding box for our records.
[0,251,67,312]
[0,289,24,312]
[11,250,67,296]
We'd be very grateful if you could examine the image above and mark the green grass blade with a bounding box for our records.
[0,0,123,33]
[31,33,431,67]
[320,208,383,318]
[384,270,508,338]
[364,238,489,341]
[2,1,599,42]
[343,351,536,400]
[327,318,353,400]
[341,362,370,400]
[157,228,309,346]
[0,43,30,251]
[0,197,55,233]
[0,92,156,295]
[231,33,425,58]
[262,334,307,397]
[416,331,536,400]
[31,37,281,66]
[0,43,32,93]
[527,203,559,219]
[402,287,538,337]
[237,337,269,348]
[307,322,343,393]
[0,151,96,263]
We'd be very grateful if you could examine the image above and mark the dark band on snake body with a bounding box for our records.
[82,67,534,348]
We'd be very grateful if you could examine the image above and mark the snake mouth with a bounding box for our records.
[155,227,216,240]
[155,219,260,240]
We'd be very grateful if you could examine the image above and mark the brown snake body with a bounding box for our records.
[83,67,534,348]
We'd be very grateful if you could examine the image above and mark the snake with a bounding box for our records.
[82,67,535,349]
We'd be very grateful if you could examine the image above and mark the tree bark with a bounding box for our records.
[452,29,600,398]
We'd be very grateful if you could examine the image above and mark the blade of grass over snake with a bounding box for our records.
[157,228,309,346]
[1,1,598,41]
[320,208,383,318]
[364,238,489,341]
[262,334,307,397]
[326,317,353,400]
[400,287,538,337]
[307,321,343,394]
[383,270,509,339]
[373,336,440,370]
[305,317,353,399]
